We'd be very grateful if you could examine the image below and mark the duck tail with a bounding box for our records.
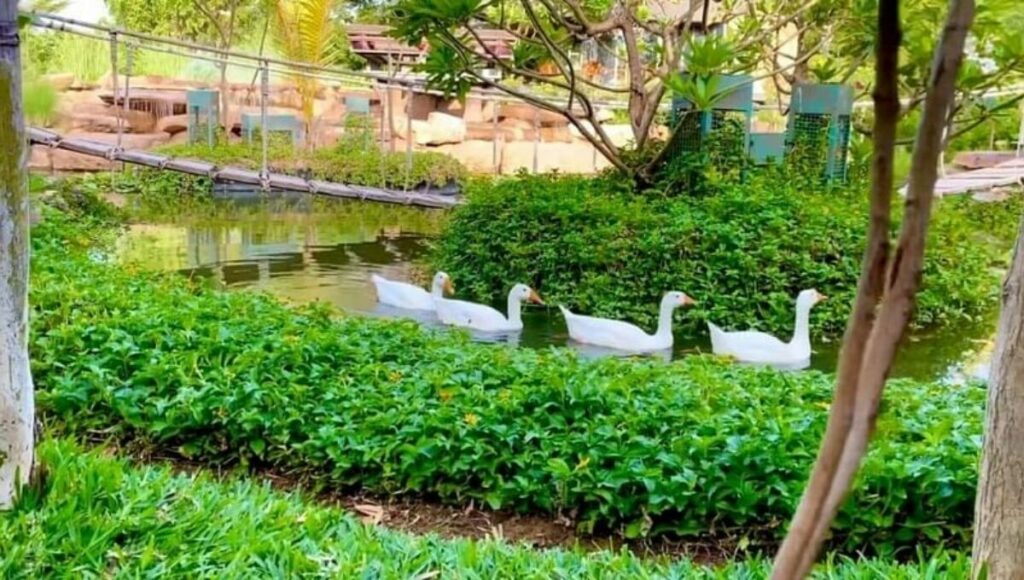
[707,322,725,354]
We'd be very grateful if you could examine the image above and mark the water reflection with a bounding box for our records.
[116,200,997,382]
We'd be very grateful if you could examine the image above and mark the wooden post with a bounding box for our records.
[405,83,413,190]
[109,31,122,151]
[532,106,540,173]
[260,60,269,190]
[0,0,35,509]
[493,99,500,175]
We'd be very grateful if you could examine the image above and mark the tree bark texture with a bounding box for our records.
[973,216,1024,580]
[0,0,35,510]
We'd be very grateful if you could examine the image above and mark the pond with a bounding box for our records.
[115,198,995,383]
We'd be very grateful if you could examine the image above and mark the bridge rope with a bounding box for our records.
[29,128,460,209]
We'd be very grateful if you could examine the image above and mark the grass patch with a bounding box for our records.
[2,439,974,578]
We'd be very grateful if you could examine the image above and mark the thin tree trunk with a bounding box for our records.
[0,0,35,510]
[973,216,1024,580]
[771,0,976,576]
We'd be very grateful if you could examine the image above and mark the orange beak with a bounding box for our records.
[444,279,455,295]
[817,293,828,302]
[528,290,545,305]
[680,295,697,306]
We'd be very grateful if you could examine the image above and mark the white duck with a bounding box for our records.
[560,292,696,353]
[435,283,544,332]
[371,271,453,311]
[708,289,827,365]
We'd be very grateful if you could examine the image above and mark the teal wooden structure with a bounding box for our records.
[670,74,754,157]
[187,89,220,147]
[344,96,371,115]
[749,133,786,164]
[242,113,304,147]
[787,83,855,181]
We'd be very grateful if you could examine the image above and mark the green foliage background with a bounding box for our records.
[434,173,1022,338]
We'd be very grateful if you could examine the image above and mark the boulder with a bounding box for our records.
[43,73,75,92]
[168,131,190,145]
[540,126,572,143]
[156,114,189,136]
[69,113,133,134]
[569,122,635,147]
[497,118,534,141]
[465,121,522,142]
[500,103,569,126]
[412,112,466,146]
[501,141,611,175]
[435,140,502,173]
[29,145,52,171]
[953,151,1018,170]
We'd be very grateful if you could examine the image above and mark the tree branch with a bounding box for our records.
[771,0,976,576]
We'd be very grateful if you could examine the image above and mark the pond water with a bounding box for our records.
[115,198,995,383]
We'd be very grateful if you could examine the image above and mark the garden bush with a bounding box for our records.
[29,207,983,554]
[434,172,1018,338]
[3,440,973,578]
[65,138,467,217]
[153,138,466,190]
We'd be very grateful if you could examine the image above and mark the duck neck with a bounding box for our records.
[506,292,523,326]
[431,280,444,298]
[654,300,676,339]
[791,302,812,349]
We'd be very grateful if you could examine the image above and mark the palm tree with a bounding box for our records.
[272,0,338,144]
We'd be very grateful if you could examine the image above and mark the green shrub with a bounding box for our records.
[434,173,1016,338]
[150,139,467,190]
[23,76,59,127]
[74,140,466,217]
[30,208,984,553]
[3,440,972,578]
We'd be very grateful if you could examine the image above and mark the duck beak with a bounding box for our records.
[528,290,545,305]
[444,279,455,294]
[817,293,828,303]
[681,295,697,306]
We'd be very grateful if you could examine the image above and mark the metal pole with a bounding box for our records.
[378,79,386,188]
[124,43,132,122]
[532,106,540,174]
[493,99,500,175]
[109,31,121,151]
[260,60,270,191]
[387,55,396,153]
[405,83,413,189]
[1017,100,1024,158]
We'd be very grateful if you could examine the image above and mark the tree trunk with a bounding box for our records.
[973,216,1024,579]
[771,0,976,575]
[0,0,35,510]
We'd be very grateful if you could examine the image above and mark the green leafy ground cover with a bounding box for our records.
[29,205,983,554]
[2,440,972,579]
[435,173,1023,339]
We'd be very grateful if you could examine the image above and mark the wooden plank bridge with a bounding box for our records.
[28,128,460,209]
[906,156,1024,197]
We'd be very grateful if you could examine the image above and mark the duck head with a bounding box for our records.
[433,272,455,295]
[511,283,545,305]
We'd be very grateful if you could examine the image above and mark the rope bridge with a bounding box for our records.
[29,128,460,209]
